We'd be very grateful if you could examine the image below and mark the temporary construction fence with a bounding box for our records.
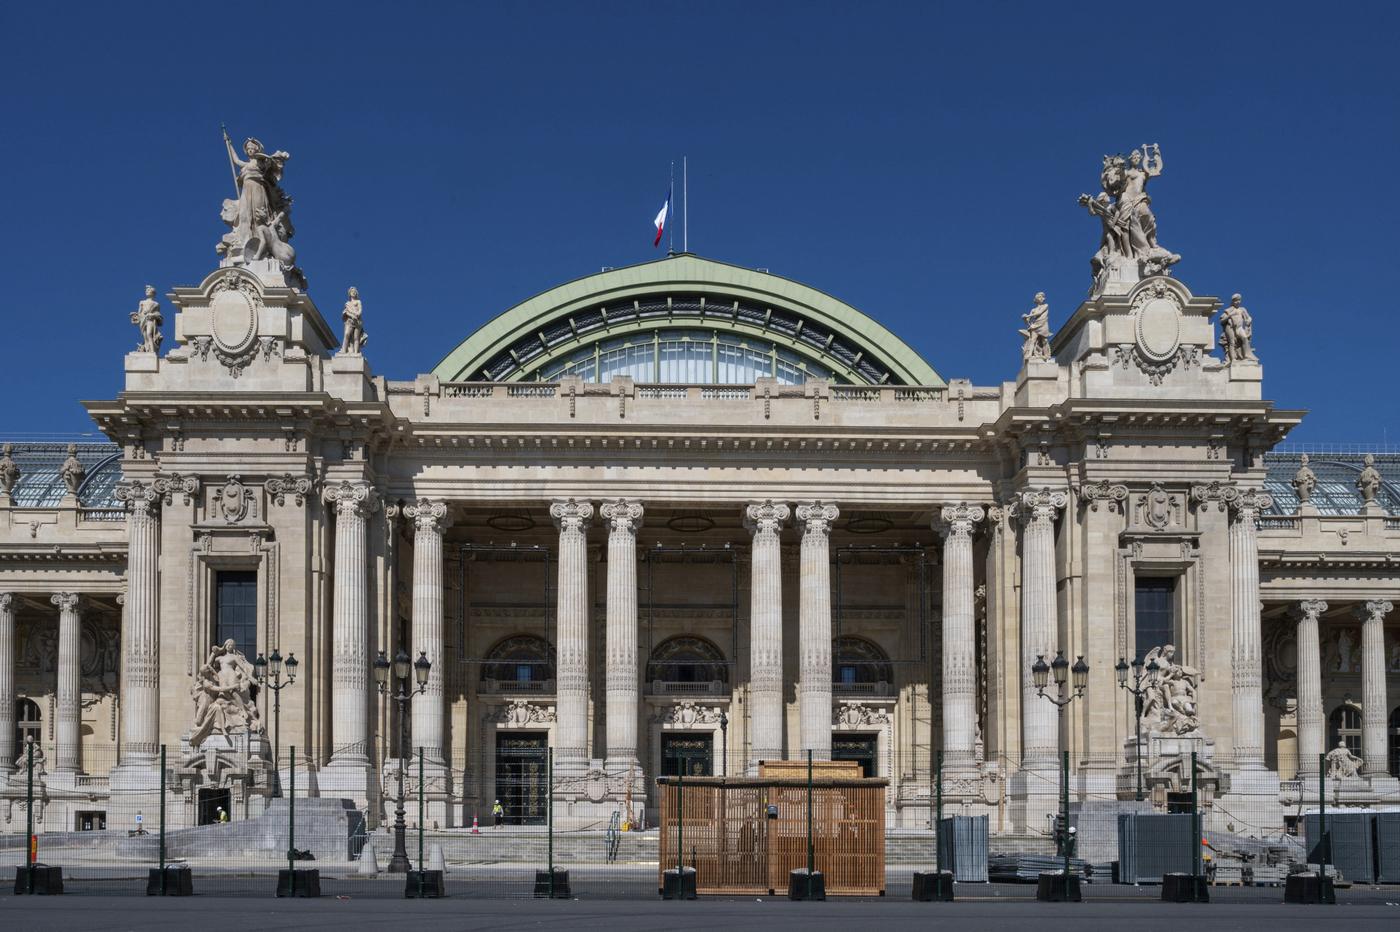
[6,742,1400,900]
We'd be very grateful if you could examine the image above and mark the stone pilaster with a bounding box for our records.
[1017,489,1065,768]
[1226,488,1271,768]
[0,593,13,774]
[114,479,162,770]
[746,500,790,770]
[796,501,838,760]
[551,499,594,769]
[405,499,448,765]
[324,481,380,767]
[51,592,81,773]
[601,500,643,774]
[938,503,984,768]
[1358,600,1393,775]
[1294,599,1327,776]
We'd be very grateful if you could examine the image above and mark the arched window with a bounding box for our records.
[481,636,555,693]
[15,698,41,756]
[833,637,893,693]
[1389,706,1400,778]
[1327,703,1363,758]
[647,636,727,689]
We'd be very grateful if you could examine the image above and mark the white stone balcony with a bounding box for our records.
[478,678,555,696]
[649,680,726,697]
[833,680,894,698]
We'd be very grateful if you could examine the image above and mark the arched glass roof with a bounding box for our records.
[1263,451,1400,515]
[431,254,942,386]
[2,442,123,509]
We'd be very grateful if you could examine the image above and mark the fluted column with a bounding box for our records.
[1295,599,1327,776]
[1227,489,1272,768]
[114,479,162,768]
[939,504,984,767]
[52,592,82,773]
[797,502,838,760]
[325,481,380,765]
[1018,489,1065,768]
[0,593,14,774]
[746,501,790,770]
[1358,600,1394,775]
[405,499,448,765]
[602,500,643,773]
[551,499,594,769]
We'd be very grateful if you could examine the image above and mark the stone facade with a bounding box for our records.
[2,160,1399,834]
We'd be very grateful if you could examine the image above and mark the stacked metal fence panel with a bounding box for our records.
[1376,812,1400,883]
[936,815,988,882]
[1303,812,1375,884]
[1117,814,1194,883]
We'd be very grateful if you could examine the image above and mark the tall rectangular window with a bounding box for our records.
[215,570,258,659]
[1133,576,1176,660]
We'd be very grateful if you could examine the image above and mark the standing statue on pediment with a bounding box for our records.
[1357,454,1382,506]
[60,444,84,495]
[0,443,18,496]
[131,285,163,354]
[1020,292,1052,360]
[1292,454,1317,507]
[1220,294,1256,363]
[340,287,368,354]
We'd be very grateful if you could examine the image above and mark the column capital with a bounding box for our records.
[744,500,790,536]
[1295,599,1328,622]
[600,499,644,534]
[550,498,594,532]
[404,498,448,533]
[323,480,381,518]
[1077,480,1128,514]
[153,472,200,507]
[796,501,839,536]
[1356,600,1394,623]
[1014,488,1067,525]
[0,592,12,612]
[937,503,985,538]
[114,479,161,514]
[50,591,80,612]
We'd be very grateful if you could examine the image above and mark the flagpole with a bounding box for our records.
[669,160,675,256]
[683,156,688,254]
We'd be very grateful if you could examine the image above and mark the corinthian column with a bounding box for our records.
[324,481,380,767]
[601,500,643,774]
[405,499,448,765]
[746,501,790,770]
[51,592,82,773]
[796,502,838,760]
[551,499,594,770]
[114,479,161,770]
[1295,599,1327,776]
[1358,600,1394,775]
[939,503,984,767]
[1227,489,1271,768]
[0,593,14,774]
[1018,489,1065,769]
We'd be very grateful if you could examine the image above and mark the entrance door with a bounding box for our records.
[197,787,231,825]
[832,734,878,777]
[495,732,548,825]
[661,733,713,776]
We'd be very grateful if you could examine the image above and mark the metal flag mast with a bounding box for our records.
[683,155,688,254]
[669,160,675,256]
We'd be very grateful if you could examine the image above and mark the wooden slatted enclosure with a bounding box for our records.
[657,770,887,896]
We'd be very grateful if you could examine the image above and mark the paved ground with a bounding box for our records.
[3,895,1400,932]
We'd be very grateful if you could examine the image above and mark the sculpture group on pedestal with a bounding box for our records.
[1325,739,1363,779]
[1140,644,1201,735]
[188,639,264,750]
[1078,144,1180,288]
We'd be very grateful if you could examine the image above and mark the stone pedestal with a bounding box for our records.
[327,353,375,402]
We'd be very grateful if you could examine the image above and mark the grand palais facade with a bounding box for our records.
[1,143,1397,837]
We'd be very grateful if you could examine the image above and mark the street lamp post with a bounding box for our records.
[1114,655,1158,803]
[718,711,728,776]
[252,648,299,796]
[1031,650,1089,897]
[374,648,431,874]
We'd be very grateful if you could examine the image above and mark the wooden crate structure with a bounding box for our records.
[656,772,887,896]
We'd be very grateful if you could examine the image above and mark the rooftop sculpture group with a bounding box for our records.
[216,127,305,288]
[1079,144,1181,291]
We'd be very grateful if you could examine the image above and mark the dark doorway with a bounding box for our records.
[197,787,231,825]
[832,734,878,777]
[495,732,548,825]
[75,810,106,831]
[661,733,713,776]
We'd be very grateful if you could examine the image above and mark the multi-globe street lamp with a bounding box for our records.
[252,648,298,794]
[1031,650,1089,894]
[373,648,431,874]
[1114,655,1159,802]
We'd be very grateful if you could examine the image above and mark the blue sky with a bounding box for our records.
[2,1,1396,443]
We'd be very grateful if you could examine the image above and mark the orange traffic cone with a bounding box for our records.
[471,813,481,834]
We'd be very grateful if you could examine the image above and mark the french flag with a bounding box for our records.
[653,190,670,247]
